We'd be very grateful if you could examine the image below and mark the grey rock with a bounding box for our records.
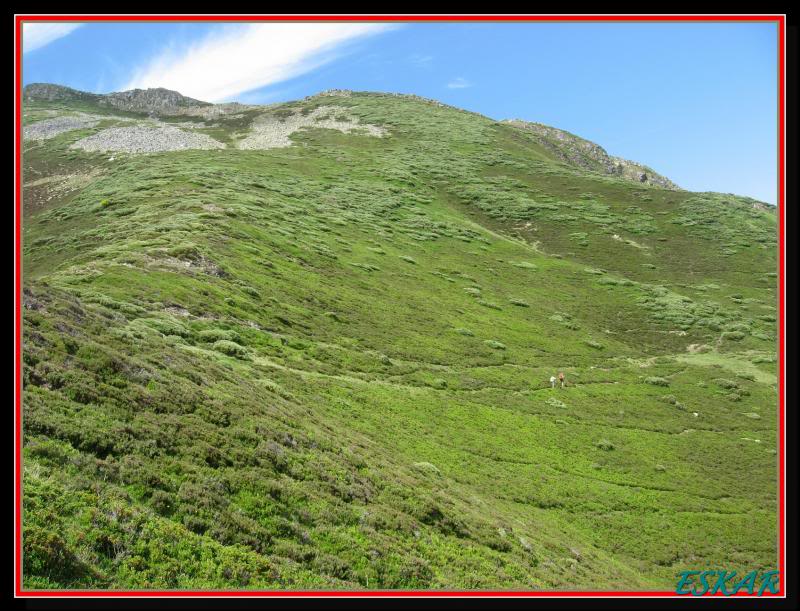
[24,82,210,116]
[502,119,681,190]
[70,124,225,153]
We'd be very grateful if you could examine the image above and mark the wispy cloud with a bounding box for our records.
[124,23,394,102]
[409,53,433,68]
[446,76,472,89]
[23,23,82,53]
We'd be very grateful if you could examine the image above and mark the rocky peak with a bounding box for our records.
[23,83,97,102]
[503,119,680,190]
[100,88,210,113]
[23,82,210,115]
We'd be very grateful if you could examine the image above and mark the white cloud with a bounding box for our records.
[446,76,472,89]
[23,23,82,53]
[409,53,433,68]
[124,23,393,102]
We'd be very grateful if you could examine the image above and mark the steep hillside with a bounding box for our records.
[20,87,778,591]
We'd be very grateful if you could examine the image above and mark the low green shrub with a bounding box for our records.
[212,340,249,359]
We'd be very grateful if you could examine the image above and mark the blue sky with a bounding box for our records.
[22,20,778,204]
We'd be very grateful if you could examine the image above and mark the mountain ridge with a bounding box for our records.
[23,82,210,114]
[24,82,682,191]
[502,119,681,190]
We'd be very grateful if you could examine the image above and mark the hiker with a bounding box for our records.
[550,375,557,389]
[558,372,565,389]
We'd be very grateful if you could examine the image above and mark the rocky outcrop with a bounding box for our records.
[100,88,209,113]
[23,83,98,103]
[502,119,681,190]
[609,156,680,190]
[23,83,210,116]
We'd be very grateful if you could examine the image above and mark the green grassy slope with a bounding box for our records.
[21,91,778,590]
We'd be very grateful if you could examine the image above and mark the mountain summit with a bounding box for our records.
[20,84,777,590]
[23,83,209,114]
